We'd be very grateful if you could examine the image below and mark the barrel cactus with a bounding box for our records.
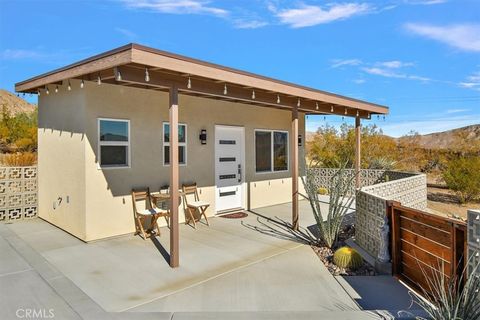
[333,247,363,270]
[317,187,328,195]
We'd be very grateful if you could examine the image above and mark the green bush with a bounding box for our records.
[442,156,480,203]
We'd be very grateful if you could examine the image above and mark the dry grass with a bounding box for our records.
[0,152,37,166]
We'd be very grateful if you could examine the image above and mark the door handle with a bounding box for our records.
[238,164,242,182]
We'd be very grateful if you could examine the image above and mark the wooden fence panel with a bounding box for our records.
[389,202,467,297]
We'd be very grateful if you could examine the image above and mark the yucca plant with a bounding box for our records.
[302,162,355,248]
[412,261,480,320]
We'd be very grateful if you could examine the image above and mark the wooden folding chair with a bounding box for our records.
[182,183,210,229]
[132,188,169,240]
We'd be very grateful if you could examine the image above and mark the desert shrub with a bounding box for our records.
[306,123,397,169]
[0,104,37,152]
[333,247,363,270]
[0,152,37,166]
[442,156,480,203]
[303,163,355,248]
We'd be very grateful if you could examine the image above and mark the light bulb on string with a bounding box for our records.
[145,68,150,82]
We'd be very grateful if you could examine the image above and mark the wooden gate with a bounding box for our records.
[388,201,467,296]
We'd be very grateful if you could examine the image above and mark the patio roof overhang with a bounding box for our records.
[15,43,388,119]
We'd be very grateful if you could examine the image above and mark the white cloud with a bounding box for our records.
[115,28,137,39]
[446,109,469,114]
[275,3,372,28]
[121,0,228,17]
[331,59,362,68]
[404,23,480,52]
[376,60,414,68]
[459,71,480,91]
[353,79,366,84]
[362,67,431,81]
[404,0,447,4]
[234,19,268,29]
[1,49,43,60]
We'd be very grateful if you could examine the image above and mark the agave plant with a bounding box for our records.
[412,261,480,320]
[302,163,356,248]
[368,156,397,170]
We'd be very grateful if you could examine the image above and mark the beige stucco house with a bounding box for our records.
[16,44,388,266]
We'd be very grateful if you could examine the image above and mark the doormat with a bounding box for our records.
[219,211,248,219]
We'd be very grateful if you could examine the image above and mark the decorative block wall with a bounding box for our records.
[0,166,38,222]
[306,168,418,196]
[467,210,480,278]
[355,173,428,258]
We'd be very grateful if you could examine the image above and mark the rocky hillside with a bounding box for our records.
[0,89,36,115]
[398,125,480,150]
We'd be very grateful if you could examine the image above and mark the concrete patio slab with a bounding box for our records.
[130,246,357,312]
[3,201,360,314]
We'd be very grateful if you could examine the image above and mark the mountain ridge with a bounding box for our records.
[0,89,36,115]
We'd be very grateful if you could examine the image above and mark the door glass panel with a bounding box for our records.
[219,140,236,145]
[219,174,236,180]
[219,191,236,197]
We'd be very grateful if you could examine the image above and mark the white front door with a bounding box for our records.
[215,125,245,213]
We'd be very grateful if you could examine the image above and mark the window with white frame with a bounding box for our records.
[255,129,288,173]
[98,118,130,168]
[163,122,187,165]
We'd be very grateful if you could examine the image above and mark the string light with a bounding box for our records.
[38,89,41,96]
[315,102,319,110]
[80,79,84,89]
[115,69,122,81]
[46,86,49,95]
[223,84,228,95]
[344,108,348,115]
[324,116,326,121]
[368,113,371,119]
[251,90,255,99]
[55,85,59,93]
[342,116,345,121]
[276,95,280,104]
[297,99,301,107]
[97,74,102,85]
[377,115,380,120]
[67,81,71,91]
[145,68,150,82]
[187,76,192,89]
[383,115,386,121]
[330,105,334,113]
[356,110,359,117]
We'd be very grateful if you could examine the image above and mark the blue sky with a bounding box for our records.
[0,0,479,137]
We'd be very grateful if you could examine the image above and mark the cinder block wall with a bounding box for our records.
[355,173,427,258]
[467,210,480,277]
